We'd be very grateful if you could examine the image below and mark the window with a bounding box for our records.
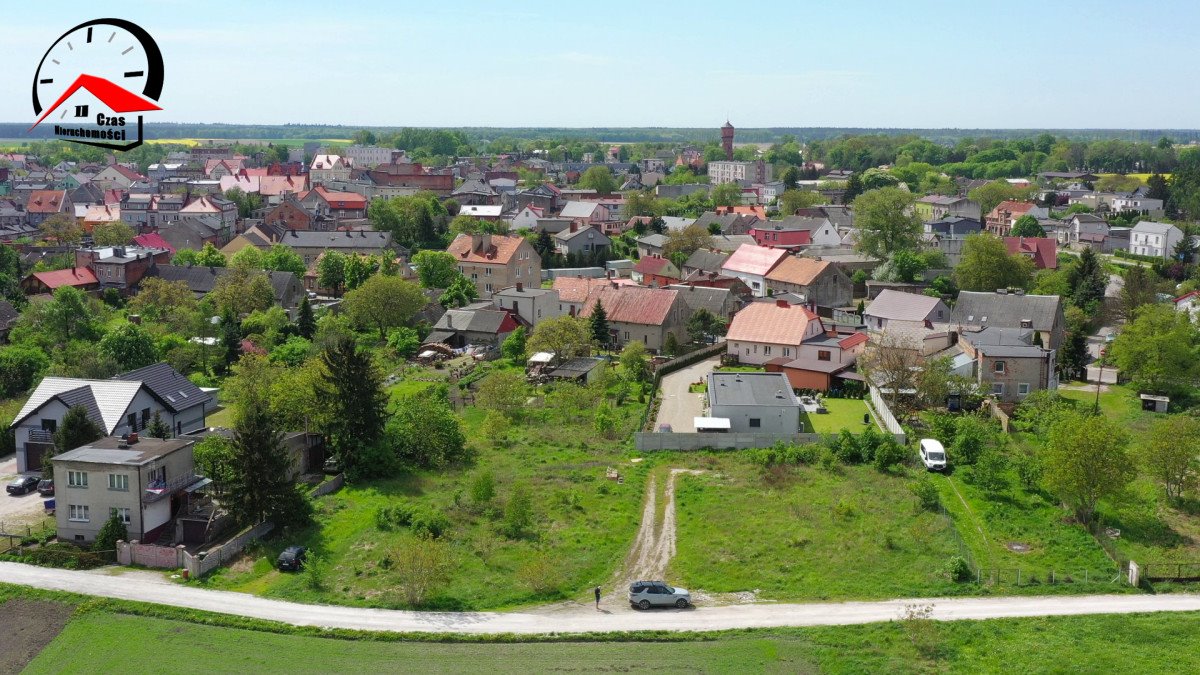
[818,350,831,361]
[993,361,1006,374]
[141,408,151,427]
[68,504,89,522]
[110,507,131,525]
[749,418,761,428]
[40,418,57,433]
[783,347,791,357]
[67,471,88,488]
[484,268,492,276]
[108,474,129,491]
[485,283,493,293]
[992,383,1005,395]
[763,346,772,355]
[624,331,630,340]
[148,466,166,484]
[127,412,138,431]
[1018,383,1031,395]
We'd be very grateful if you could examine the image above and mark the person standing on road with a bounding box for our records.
[594,585,601,610]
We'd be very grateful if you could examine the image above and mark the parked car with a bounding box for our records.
[36,479,54,497]
[628,580,691,609]
[6,475,39,495]
[277,545,308,572]
[918,438,948,471]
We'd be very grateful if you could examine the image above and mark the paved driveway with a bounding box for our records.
[654,357,719,432]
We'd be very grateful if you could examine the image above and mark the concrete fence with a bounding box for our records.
[116,540,187,569]
[1086,365,1120,384]
[635,432,827,451]
[310,473,345,498]
[184,521,275,578]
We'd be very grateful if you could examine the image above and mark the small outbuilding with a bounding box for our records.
[1139,393,1169,413]
[706,371,801,434]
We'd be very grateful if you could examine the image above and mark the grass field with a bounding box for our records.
[670,460,964,600]
[25,607,1200,673]
[197,367,648,611]
[801,397,872,435]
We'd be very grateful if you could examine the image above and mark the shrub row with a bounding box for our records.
[748,427,908,472]
[374,503,451,539]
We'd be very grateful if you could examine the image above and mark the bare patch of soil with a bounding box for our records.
[0,599,74,673]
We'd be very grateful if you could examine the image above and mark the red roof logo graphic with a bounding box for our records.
[29,73,161,131]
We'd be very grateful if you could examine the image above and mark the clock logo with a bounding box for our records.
[28,18,164,151]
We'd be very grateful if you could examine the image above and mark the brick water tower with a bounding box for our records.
[721,120,735,160]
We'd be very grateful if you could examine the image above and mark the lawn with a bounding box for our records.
[198,368,648,611]
[801,397,872,435]
[26,607,1200,673]
[670,459,965,601]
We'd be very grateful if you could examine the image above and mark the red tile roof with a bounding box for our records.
[110,164,147,182]
[579,286,679,326]
[552,276,635,303]
[990,200,1036,218]
[446,234,528,265]
[306,186,367,208]
[30,267,98,289]
[726,301,819,345]
[633,256,676,276]
[1004,236,1057,269]
[1174,290,1200,304]
[722,244,790,276]
[133,232,174,253]
[838,332,869,350]
[26,190,68,214]
[258,175,309,197]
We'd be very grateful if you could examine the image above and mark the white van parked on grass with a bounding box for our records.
[919,438,948,471]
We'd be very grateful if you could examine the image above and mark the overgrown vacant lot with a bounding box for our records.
[670,459,963,601]
[26,607,1200,673]
[200,369,649,611]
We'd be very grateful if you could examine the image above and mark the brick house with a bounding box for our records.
[984,201,1047,237]
[264,195,317,231]
[631,254,681,287]
[24,189,72,227]
[579,285,690,352]
[75,245,172,293]
[447,233,542,298]
[764,256,853,308]
[958,327,1057,402]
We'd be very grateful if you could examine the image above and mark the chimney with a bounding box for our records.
[776,299,789,308]
[127,432,139,444]
[569,222,578,233]
[516,282,523,292]
[606,269,613,279]
[610,281,618,289]
[471,233,483,251]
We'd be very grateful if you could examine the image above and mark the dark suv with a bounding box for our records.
[277,545,308,572]
[37,479,54,497]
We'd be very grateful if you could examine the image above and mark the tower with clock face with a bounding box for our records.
[30,18,164,150]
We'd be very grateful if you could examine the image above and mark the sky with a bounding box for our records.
[0,0,1198,129]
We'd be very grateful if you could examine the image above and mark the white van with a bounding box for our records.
[918,438,948,471]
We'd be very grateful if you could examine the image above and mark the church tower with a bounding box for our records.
[721,120,734,161]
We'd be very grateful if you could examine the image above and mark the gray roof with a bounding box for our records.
[1131,221,1179,235]
[279,229,392,250]
[707,372,800,407]
[635,233,668,248]
[558,201,601,219]
[683,249,729,273]
[114,362,212,414]
[555,225,610,242]
[52,436,194,466]
[766,216,829,232]
[549,357,605,378]
[666,284,735,315]
[709,234,757,253]
[435,308,511,334]
[865,290,944,322]
[960,327,1047,358]
[150,265,299,305]
[952,291,1063,333]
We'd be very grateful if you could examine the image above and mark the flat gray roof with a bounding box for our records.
[52,436,193,466]
[707,372,799,407]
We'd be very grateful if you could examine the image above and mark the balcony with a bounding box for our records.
[143,472,200,504]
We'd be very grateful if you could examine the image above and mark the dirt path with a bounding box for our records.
[619,469,703,586]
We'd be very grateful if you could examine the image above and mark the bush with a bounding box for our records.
[945,555,972,582]
[873,437,908,473]
[748,442,820,467]
[502,483,534,539]
[830,429,862,464]
[910,476,940,511]
[93,513,128,559]
[969,449,1010,493]
[951,416,990,466]
[469,470,496,507]
[303,554,327,590]
[375,503,450,539]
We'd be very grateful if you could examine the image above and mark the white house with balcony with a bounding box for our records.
[1128,221,1183,259]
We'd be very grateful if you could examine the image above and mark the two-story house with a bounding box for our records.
[298,186,368,221]
[309,154,353,184]
[179,195,237,236]
[720,244,790,297]
[1128,221,1184,259]
[984,201,1047,237]
[52,435,200,543]
[554,224,611,257]
[74,245,172,293]
[958,327,1057,403]
[763,256,853,308]
[951,290,1065,350]
[493,284,564,327]
[10,363,211,474]
[447,233,541,298]
[748,217,842,249]
[264,194,318,231]
[579,286,690,352]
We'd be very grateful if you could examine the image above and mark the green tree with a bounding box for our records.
[411,250,459,288]
[954,233,1034,291]
[1146,172,1170,201]
[320,336,387,477]
[38,213,83,245]
[208,266,275,317]
[1109,304,1200,396]
[778,189,824,215]
[968,181,1035,219]
[711,182,743,207]
[99,323,159,371]
[476,370,529,420]
[501,326,526,363]
[852,187,922,259]
[344,275,425,340]
[502,482,534,538]
[317,251,347,296]
[195,242,227,267]
[93,512,128,556]
[1010,214,1046,238]
[589,300,610,345]
[146,410,171,440]
[1067,247,1107,310]
[387,327,421,359]
[268,336,312,367]
[663,332,680,356]
[860,167,900,190]
[296,295,316,339]
[781,166,800,190]
[1058,305,1090,379]
[470,470,496,506]
[662,223,714,259]
[192,435,235,491]
[230,245,264,270]
[528,315,594,362]
[53,405,102,459]
[91,220,135,246]
[39,286,103,348]
[438,275,478,308]
[128,278,198,333]
[619,341,649,383]
[1043,411,1134,524]
[225,386,311,527]
[1116,264,1159,322]
[686,308,723,344]
[1143,416,1200,501]
[387,390,466,468]
[343,254,380,292]
[0,345,49,397]
[261,244,306,275]
[577,166,616,193]
[218,307,241,375]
